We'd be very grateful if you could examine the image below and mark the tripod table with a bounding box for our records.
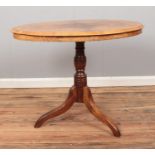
[12,20,143,137]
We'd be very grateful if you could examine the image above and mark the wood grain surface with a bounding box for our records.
[12,19,143,42]
[0,86,155,148]
[13,29,142,42]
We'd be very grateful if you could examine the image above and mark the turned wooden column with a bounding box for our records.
[74,42,87,102]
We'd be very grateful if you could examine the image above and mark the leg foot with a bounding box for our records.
[83,87,121,137]
[34,87,77,128]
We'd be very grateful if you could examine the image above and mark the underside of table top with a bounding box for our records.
[12,19,143,42]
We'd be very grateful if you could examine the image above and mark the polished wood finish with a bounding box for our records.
[12,19,143,42]
[13,30,142,42]
[12,20,143,36]
[34,42,120,137]
[1,86,155,148]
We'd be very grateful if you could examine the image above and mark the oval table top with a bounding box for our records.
[12,19,143,42]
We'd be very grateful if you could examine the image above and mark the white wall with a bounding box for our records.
[0,6,154,78]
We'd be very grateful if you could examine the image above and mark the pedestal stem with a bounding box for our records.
[74,42,87,102]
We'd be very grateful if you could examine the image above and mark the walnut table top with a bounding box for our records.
[12,19,143,42]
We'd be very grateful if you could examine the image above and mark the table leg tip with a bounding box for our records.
[113,131,121,137]
[34,122,42,128]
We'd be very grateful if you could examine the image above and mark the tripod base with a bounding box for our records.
[35,42,121,137]
[34,86,121,137]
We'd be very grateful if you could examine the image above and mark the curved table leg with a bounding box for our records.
[83,87,121,137]
[34,86,77,128]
